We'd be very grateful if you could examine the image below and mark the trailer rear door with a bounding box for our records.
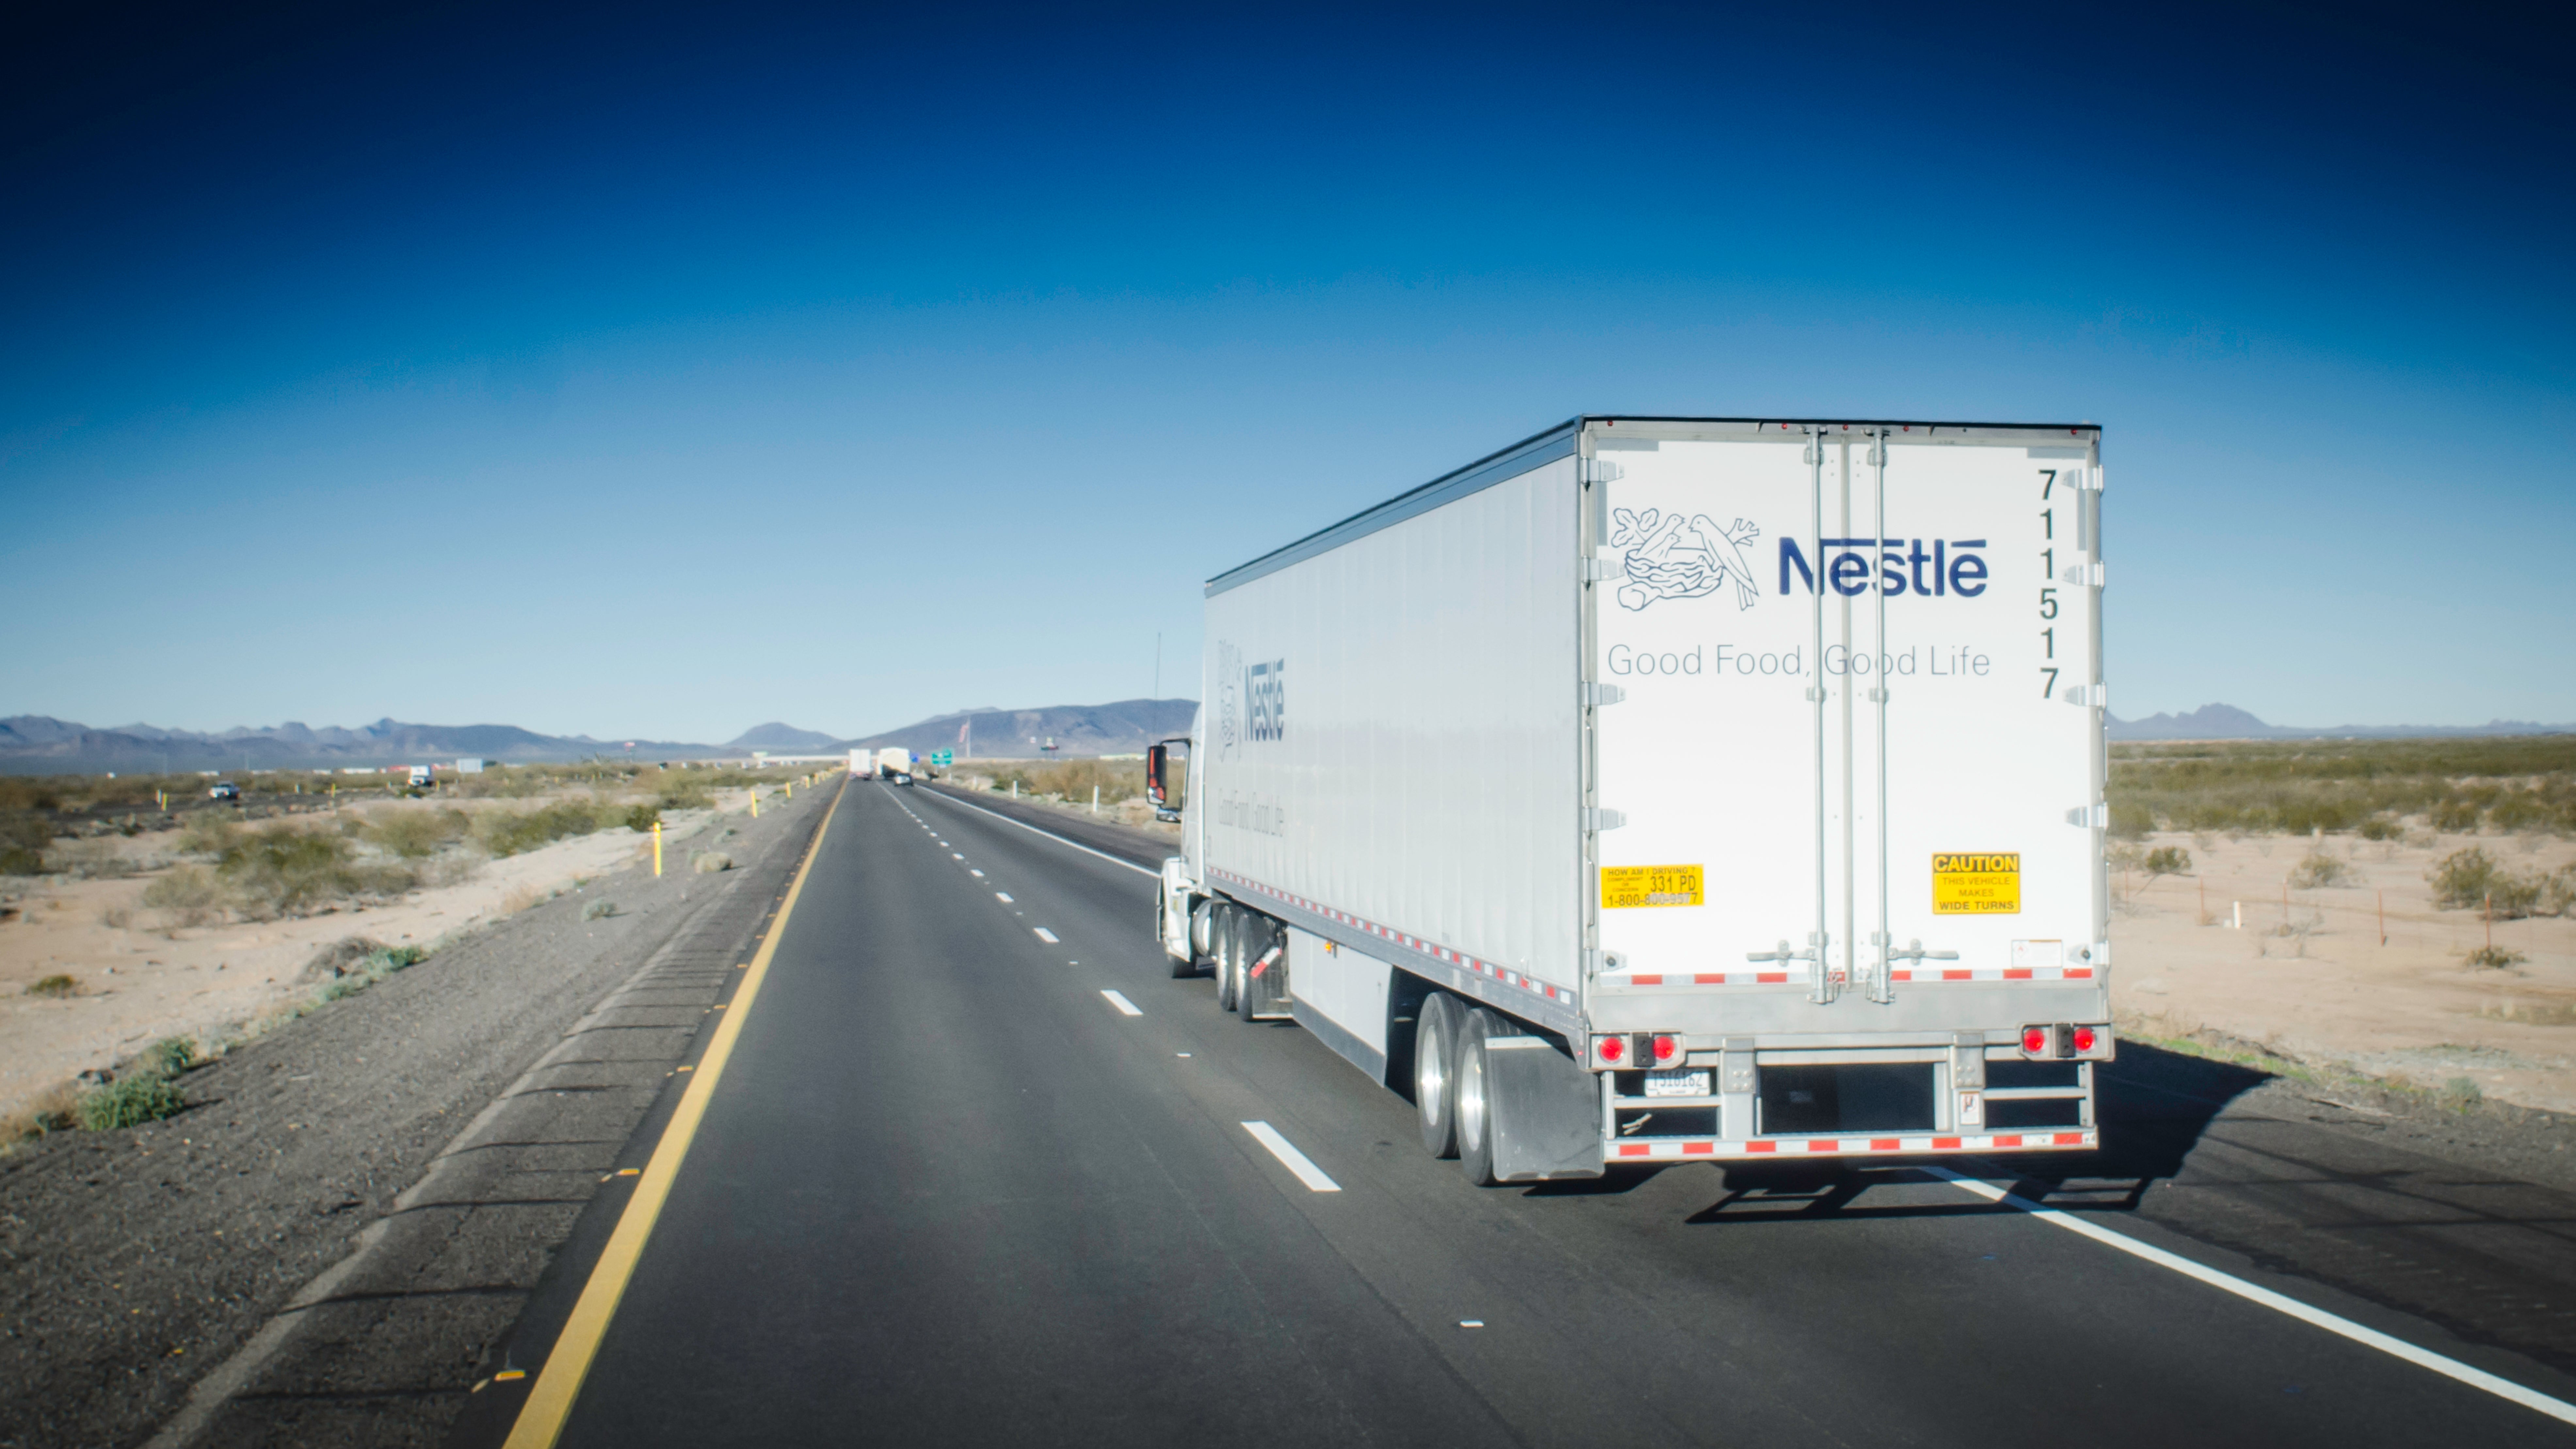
[1585,421,2104,1020]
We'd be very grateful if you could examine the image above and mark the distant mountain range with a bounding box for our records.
[0,716,732,774]
[2109,703,2574,741]
[842,699,1198,759]
[13,697,2551,774]
[0,699,1205,775]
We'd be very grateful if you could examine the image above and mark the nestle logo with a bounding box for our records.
[1245,659,1285,742]
[1780,538,1989,597]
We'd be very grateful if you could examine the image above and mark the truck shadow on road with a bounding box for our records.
[1548,1042,2276,1221]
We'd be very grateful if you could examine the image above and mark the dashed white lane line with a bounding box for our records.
[1100,990,1143,1017]
[951,852,965,860]
[920,790,1159,878]
[970,869,985,878]
[1924,1167,2576,1426]
[1241,1121,1340,1193]
[1033,928,1059,943]
[995,892,1013,903]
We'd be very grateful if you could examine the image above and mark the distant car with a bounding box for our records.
[893,772,915,786]
[208,781,241,801]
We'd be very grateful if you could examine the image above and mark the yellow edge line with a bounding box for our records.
[502,781,846,1449]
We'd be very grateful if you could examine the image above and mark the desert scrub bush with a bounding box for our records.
[79,1073,187,1130]
[142,864,226,924]
[985,758,1147,806]
[150,1036,197,1075]
[46,837,137,879]
[2467,945,2528,969]
[2143,845,2192,879]
[364,807,471,859]
[315,943,423,1001]
[2359,814,2403,841]
[217,825,403,918]
[178,811,239,856]
[27,974,78,998]
[0,811,53,875]
[2429,847,2549,918]
[475,797,620,858]
[2108,735,2576,837]
[623,804,662,833]
[2287,852,2356,889]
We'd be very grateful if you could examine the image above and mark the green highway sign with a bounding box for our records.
[930,751,953,766]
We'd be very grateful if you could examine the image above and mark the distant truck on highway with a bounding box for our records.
[1151,414,2111,1183]
[873,748,917,784]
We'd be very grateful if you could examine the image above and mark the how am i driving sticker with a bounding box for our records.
[1602,864,1705,909]
[1932,853,2021,914]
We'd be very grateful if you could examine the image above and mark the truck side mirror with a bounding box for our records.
[1147,744,1169,808]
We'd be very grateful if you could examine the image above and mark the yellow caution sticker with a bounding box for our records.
[1932,853,2021,914]
[1601,864,1705,909]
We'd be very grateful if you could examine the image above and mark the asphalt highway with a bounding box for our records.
[487,779,2576,1447]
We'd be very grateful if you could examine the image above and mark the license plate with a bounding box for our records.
[1644,1069,1711,1098]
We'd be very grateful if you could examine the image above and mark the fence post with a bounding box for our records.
[653,820,663,877]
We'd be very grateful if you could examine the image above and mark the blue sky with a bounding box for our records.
[3,1,2568,741]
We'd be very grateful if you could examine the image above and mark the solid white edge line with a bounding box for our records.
[1033,927,1059,943]
[919,788,1160,877]
[1100,989,1143,1017]
[1241,1121,1341,1193]
[1924,1166,2576,1426]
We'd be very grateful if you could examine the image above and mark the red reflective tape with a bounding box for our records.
[1808,1140,1836,1153]
[1933,1137,1962,1149]
[1693,973,1724,985]
[1630,974,1664,986]
[2054,1132,2086,1146]
[1617,1143,1650,1157]
[1757,972,1788,984]
[2003,968,2033,980]
[1870,1138,1900,1151]
[1683,1142,1716,1155]
[2064,968,2094,978]
[1941,969,1973,981]
[1993,1135,2023,1147]
[1746,1140,1778,1154]
[1890,970,1914,981]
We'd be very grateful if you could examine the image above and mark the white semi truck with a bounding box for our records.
[1151,415,2111,1184]
[873,748,918,784]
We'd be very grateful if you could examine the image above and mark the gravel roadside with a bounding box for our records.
[0,783,838,1449]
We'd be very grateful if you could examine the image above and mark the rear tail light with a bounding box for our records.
[1593,1035,1627,1067]
[2020,1024,2112,1059]
[1650,1033,1682,1064]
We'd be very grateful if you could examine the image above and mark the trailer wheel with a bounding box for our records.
[1234,916,1262,1021]
[1455,1009,1502,1186]
[1414,993,1460,1158]
[1214,908,1240,1012]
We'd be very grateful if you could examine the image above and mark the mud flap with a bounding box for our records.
[1483,1037,1606,1181]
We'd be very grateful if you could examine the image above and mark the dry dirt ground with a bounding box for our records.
[0,784,834,1449]
[0,790,781,1129]
[2110,829,2576,1111]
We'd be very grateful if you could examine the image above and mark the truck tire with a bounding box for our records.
[1236,915,1273,1022]
[1455,1008,1502,1186]
[1415,993,1460,1158]
[1214,907,1240,1013]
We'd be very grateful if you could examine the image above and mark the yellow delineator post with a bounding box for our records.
[751,790,760,819]
[652,820,663,877]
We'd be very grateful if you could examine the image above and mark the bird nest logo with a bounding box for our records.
[1610,508,1761,612]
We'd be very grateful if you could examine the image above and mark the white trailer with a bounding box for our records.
[1152,415,2110,1183]
[875,747,917,783]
